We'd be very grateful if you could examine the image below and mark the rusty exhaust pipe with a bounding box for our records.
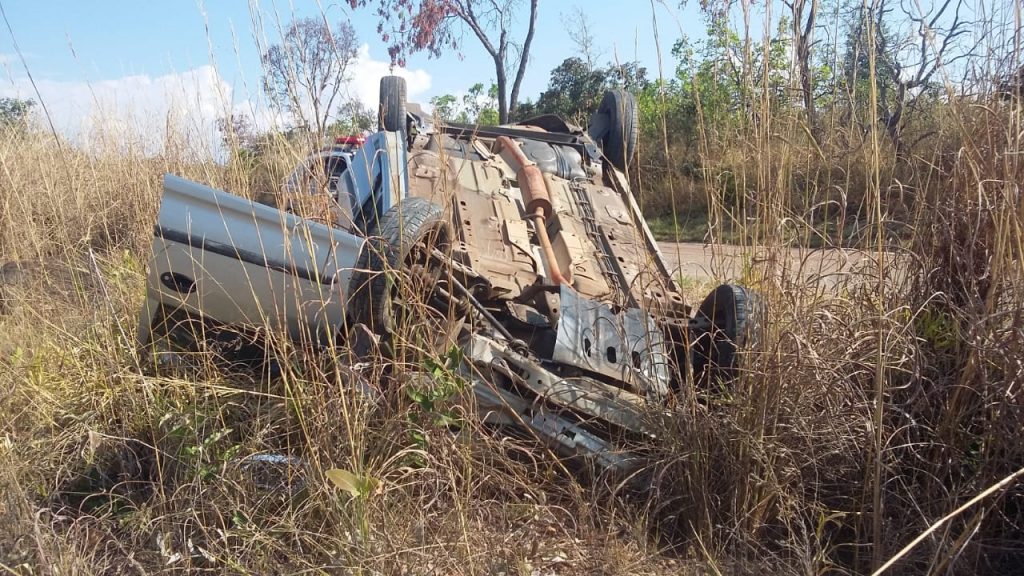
[494,136,570,286]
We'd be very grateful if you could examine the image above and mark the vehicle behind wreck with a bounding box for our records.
[138,76,758,476]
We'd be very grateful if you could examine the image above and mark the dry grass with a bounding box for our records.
[631,21,1024,575]
[2,6,1023,576]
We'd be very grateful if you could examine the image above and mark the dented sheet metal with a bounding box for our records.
[553,286,671,399]
[463,333,646,474]
[464,332,657,435]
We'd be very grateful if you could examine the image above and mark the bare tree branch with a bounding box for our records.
[350,0,540,123]
[262,18,359,137]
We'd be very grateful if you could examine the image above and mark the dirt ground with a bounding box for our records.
[657,242,902,285]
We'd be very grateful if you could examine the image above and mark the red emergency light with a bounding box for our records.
[335,135,365,147]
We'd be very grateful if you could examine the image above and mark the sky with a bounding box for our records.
[0,0,707,154]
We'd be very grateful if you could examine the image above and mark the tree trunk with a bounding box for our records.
[495,52,509,124]
[507,0,539,121]
[793,0,818,136]
[884,83,906,157]
[453,0,538,124]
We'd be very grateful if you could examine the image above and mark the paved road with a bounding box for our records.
[656,242,900,283]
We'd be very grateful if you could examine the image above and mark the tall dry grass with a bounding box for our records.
[630,4,1024,574]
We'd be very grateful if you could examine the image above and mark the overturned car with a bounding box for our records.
[138,76,759,476]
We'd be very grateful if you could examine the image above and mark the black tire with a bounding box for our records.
[378,76,407,134]
[347,198,461,359]
[691,284,761,385]
[596,90,638,172]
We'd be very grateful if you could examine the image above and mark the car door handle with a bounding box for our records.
[160,271,196,294]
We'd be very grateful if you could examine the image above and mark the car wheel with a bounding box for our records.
[347,198,464,362]
[596,89,638,172]
[378,75,407,135]
[691,284,762,385]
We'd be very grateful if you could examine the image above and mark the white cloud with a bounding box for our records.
[0,43,430,159]
[343,44,432,110]
[0,65,245,156]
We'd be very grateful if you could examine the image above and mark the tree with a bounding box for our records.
[531,57,648,125]
[461,82,500,125]
[563,6,603,72]
[673,24,747,135]
[997,65,1024,100]
[841,1,897,120]
[842,0,971,153]
[535,57,608,124]
[333,99,377,134]
[429,83,499,125]
[215,114,259,156]
[882,0,971,152]
[787,0,819,132]
[261,18,360,137]
[0,97,35,134]
[607,61,649,91]
[430,93,460,122]
[348,0,539,123]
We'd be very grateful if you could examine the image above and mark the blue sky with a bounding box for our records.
[0,0,706,151]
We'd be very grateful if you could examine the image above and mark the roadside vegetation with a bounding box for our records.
[1,1,1022,574]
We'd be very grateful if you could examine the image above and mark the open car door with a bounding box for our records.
[138,175,364,349]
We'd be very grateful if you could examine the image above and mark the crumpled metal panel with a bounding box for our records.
[553,285,671,399]
[461,333,645,475]
[471,377,641,475]
[463,332,655,435]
